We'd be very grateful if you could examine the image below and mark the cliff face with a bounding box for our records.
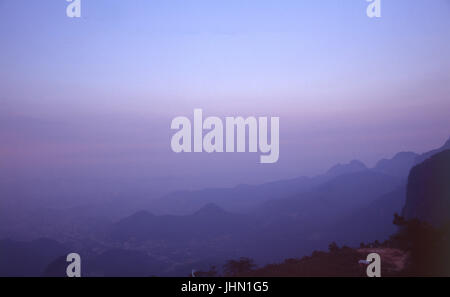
[403,150,450,226]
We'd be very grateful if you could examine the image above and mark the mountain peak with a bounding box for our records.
[373,151,418,177]
[415,136,450,165]
[350,160,365,166]
[392,151,418,159]
[443,137,450,149]
[121,210,155,223]
[326,160,367,177]
[194,203,227,216]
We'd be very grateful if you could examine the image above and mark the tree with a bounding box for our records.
[223,257,256,276]
[391,214,450,276]
[328,242,339,253]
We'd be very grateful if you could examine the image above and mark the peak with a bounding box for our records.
[393,152,417,159]
[415,136,450,165]
[349,160,366,166]
[195,203,226,215]
[235,183,251,189]
[443,137,450,148]
[326,160,367,176]
[130,210,154,219]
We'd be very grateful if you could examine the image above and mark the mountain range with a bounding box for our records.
[1,136,449,276]
[106,137,450,267]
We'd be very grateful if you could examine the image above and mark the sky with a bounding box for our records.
[1,0,449,191]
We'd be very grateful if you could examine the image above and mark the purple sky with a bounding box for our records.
[1,0,449,191]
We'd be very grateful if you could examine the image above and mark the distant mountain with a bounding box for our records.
[0,238,67,277]
[259,171,402,223]
[148,136,449,216]
[373,152,419,178]
[110,203,251,243]
[112,169,405,265]
[326,160,367,177]
[367,136,450,179]
[150,160,369,215]
[148,177,319,215]
[328,187,406,245]
[403,149,450,226]
[226,170,405,262]
[415,137,450,165]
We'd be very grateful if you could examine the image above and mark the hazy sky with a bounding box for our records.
[1,0,449,190]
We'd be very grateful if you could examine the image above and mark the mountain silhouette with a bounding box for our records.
[112,169,405,264]
[110,203,251,243]
[4,136,450,277]
[415,137,450,165]
[259,171,402,223]
[148,153,421,217]
[325,160,367,177]
[150,160,370,215]
[374,152,419,178]
[328,186,406,245]
[0,238,68,277]
[193,203,230,217]
[148,177,324,215]
[403,149,450,226]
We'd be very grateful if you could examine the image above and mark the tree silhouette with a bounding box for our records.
[391,214,450,276]
[328,242,339,253]
[223,257,256,276]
